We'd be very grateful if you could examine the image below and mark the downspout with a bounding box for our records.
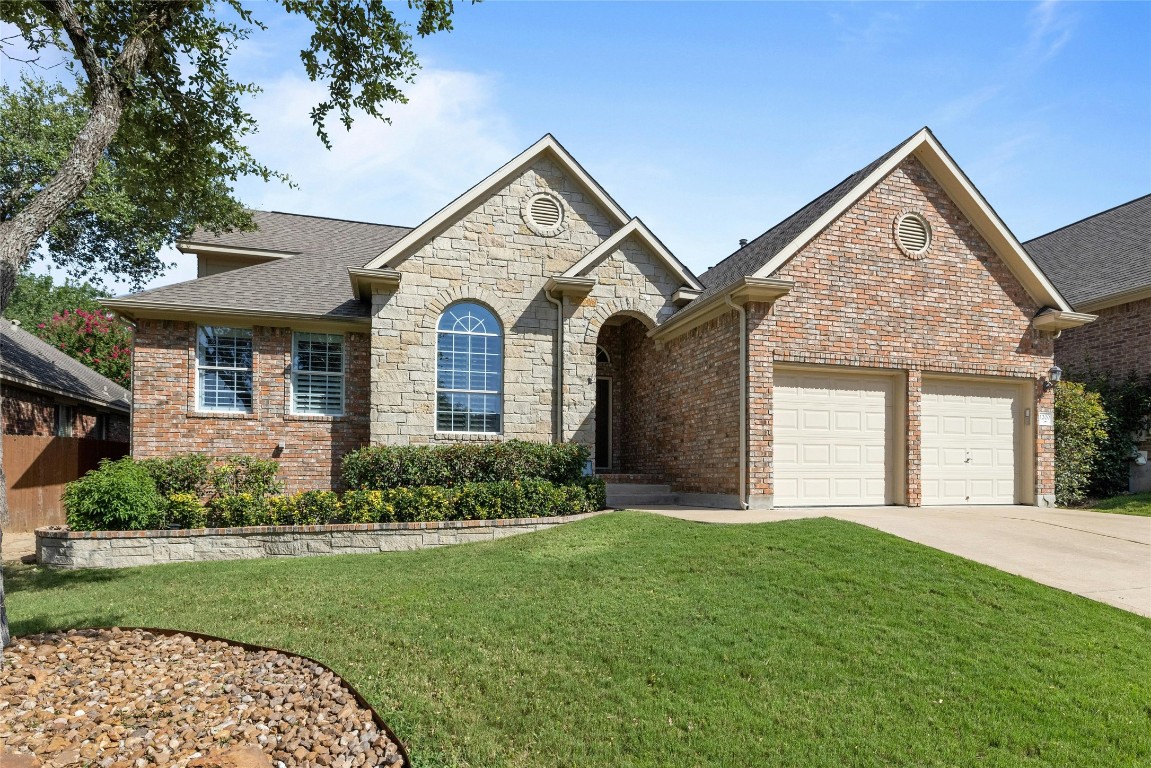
[545,289,564,443]
[724,294,749,510]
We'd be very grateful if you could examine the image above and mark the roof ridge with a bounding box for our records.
[262,210,413,230]
[1023,193,1151,244]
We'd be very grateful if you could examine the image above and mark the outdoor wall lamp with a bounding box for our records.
[1043,365,1062,391]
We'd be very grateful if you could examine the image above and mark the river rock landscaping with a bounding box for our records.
[0,628,404,768]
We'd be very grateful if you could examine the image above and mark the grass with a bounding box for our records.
[6,512,1150,767]
[1089,492,1151,516]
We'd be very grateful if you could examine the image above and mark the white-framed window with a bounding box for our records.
[197,326,253,412]
[292,332,345,415]
[55,404,74,437]
[435,302,502,433]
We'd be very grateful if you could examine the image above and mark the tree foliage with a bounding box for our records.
[0,0,465,649]
[4,272,107,327]
[1068,370,1151,498]
[1053,381,1108,506]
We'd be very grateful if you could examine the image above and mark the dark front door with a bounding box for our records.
[595,378,611,471]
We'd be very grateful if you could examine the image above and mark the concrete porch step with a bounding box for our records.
[596,473,663,484]
[605,482,677,508]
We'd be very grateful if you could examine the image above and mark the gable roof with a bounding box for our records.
[1024,194,1151,311]
[561,218,703,290]
[364,134,631,270]
[693,127,1074,314]
[106,212,410,322]
[0,319,131,412]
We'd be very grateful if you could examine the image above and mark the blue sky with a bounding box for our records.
[10,1,1151,290]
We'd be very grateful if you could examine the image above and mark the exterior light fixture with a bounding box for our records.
[1043,365,1062,391]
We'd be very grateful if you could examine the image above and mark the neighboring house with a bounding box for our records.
[1026,194,1151,492]
[105,127,1091,509]
[1,318,131,441]
[1,317,131,531]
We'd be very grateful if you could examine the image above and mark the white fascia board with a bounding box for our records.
[363,134,631,271]
[750,128,1074,313]
[176,242,297,259]
[562,218,704,290]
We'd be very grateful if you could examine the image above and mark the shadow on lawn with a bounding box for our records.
[11,612,126,638]
[3,561,127,593]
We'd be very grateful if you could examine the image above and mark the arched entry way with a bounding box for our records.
[593,313,659,474]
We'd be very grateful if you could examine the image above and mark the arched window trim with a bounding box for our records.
[596,345,610,365]
[435,302,504,434]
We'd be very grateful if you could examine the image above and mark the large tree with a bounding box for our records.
[0,0,462,648]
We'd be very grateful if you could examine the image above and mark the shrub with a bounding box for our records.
[580,477,607,511]
[164,492,208,529]
[342,440,589,490]
[209,456,283,499]
[141,454,212,498]
[1081,373,1151,498]
[206,493,269,528]
[343,490,396,523]
[293,490,344,525]
[63,457,165,531]
[1054,381,1108,506]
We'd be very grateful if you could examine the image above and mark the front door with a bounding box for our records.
[595,378,612,471]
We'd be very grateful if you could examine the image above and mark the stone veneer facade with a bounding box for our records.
[369,157,681,448]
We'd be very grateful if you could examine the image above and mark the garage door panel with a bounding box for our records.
[774,370,892,507]
[922,379,1019,505]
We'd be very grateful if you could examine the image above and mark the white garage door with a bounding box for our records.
[774,370,892,506]
[922,379,1019,505]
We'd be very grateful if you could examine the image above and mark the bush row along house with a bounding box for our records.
[105,127,1097,509]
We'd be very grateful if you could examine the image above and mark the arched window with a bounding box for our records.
[436,302,502,433]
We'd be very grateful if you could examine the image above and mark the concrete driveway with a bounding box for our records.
[641,504,1151,617]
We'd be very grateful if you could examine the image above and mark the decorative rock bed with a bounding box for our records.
[0,628,407,768]
[36,512,602,569]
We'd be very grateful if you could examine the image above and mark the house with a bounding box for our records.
[1,318,131,531]
[1,318,130,442]
[1026,194,1151,491]
[104,127,1091,509]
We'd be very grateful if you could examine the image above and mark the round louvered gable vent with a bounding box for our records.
[523,192,566,236]
[894,211,931,259]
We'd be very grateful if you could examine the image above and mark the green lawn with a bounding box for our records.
[6,512,1149,768]
[1090,492,1151,516]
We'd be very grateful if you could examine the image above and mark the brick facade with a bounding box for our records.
[740,156,1055,507]
[1054,295,1151,378]
[131,319,370,491]
[2,383,129,442]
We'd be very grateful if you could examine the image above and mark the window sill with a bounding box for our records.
[285,413,346,423]
[189,411,258,420]
[432,431,504,442]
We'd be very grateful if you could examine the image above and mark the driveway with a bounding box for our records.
[640,505,1151,617]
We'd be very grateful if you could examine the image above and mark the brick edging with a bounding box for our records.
[36,511,604,539]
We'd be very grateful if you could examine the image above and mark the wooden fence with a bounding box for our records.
[2,435,128,532]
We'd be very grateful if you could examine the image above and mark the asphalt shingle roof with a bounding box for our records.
[695,135,910,304]
[117,212,411,319]
[1024,195,1151,309]
[0,318,131,412]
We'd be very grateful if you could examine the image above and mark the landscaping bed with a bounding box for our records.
[0,628,406,768]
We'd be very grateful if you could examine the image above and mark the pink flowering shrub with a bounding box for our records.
[37,309,132,388]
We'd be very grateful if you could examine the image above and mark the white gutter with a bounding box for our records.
[724,294,749,510]
[545,289,564,442]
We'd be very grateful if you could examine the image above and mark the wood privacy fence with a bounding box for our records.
[2,436,128,532]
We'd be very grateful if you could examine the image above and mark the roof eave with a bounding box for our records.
[102,298,370,331]
[1031,309,1097,332]
[348,267,402,301]
[0,371,131,414]
[651,277,794,341]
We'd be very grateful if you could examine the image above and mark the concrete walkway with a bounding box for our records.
[2,531,36,562]
[638,504,1151,618]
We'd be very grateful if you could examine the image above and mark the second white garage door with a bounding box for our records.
[774,370,893,506]
[921,379,1020,505]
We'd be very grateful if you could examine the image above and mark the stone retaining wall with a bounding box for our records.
[36,512,601,569]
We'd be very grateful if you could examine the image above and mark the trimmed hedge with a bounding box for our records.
[342,440,589,490]
[62,453,606,531]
